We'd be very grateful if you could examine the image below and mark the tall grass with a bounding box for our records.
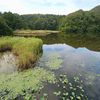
[13,29,59,36]
[0,36,43,69]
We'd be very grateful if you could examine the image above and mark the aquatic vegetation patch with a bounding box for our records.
[52,73,90,100]
[37,52,64,70]
[0,36,43,68]
[75,61,85,67]
[0,67,56,100]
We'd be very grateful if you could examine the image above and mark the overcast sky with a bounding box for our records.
[0,0,100,15]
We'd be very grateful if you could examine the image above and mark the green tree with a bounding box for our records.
[0,16,13,36]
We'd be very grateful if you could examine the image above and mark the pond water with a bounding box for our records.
[0,33,100,100]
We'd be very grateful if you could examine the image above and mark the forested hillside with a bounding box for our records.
[59,5,100,34]
[21,14,66,30]
[90,5,100,13]
[1,5,100,36]
[2,12,27,30]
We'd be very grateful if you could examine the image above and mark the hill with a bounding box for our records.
[59,6,100,35]
[90,5,100,13]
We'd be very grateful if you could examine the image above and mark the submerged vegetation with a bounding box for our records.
[0,36,43,68]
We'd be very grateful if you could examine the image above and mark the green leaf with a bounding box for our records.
[72,92,75,96]
[59,78,62,82]
[70,96,74,99]
[62,81,64,84]
[76,96,81,99]
[89,76,94,78]
[89,82,92,84]
[85,78,88,80]
[63,86,66,88]
[62,97,65,100]
[64,79,68,84]
[73,88,76,90]
[34,88,37,93]
[97,74,100,76]
[40,97,45,100]
[79,86,82,89]
[66,92,69,96]
[81,89,84,92]
[60,75,63,78]
[70,87,73,89]
[63,93,66,97]
[80,93,84,97]
[64,75,66,77]
[69,83,72,86]
[53,91,61,96]
[43,93,48,96]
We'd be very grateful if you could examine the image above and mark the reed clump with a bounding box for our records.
[0,36,43,69]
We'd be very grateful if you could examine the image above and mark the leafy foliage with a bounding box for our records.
[20,14,65,30]
[59,8,100,35]
[2,11,27,30]
[0,16,13,36]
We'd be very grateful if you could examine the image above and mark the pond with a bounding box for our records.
[0,33,100,100]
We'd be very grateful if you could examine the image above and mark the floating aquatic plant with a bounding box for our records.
[38,52,64,70]
[53,91,61,96]
[0,67,56,100]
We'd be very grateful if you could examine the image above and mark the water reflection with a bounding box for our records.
[41,41,100,99]
[0,52,18,74]
[36,33,100,52]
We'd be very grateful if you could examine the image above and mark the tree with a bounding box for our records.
[0,16,13,36]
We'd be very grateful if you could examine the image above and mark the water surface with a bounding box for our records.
[0,33,100,100]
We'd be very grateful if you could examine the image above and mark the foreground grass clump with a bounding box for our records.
[0,36,43,68]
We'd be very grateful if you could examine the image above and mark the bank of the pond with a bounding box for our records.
[0,36,43,68]
[13,30,59,36]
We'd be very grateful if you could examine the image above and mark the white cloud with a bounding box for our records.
[0,0,99,15]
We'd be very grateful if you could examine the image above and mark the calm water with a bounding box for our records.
[35,33,100,100]
[0,33,100,100]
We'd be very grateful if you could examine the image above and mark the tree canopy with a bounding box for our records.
[1,5,100,36]
[0,16,13,36]
[59,6,100,35]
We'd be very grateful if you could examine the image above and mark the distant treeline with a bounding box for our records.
[59,9,100,35]
[0,5,100,36]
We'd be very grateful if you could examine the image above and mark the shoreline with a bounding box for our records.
[13,29,59,36]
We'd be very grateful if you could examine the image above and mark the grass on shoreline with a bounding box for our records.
[13,29,59,36]
[0,36,43,69]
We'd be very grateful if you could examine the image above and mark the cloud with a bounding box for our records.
[0,0,100,15]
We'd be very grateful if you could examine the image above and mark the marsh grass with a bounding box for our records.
[0,36,43,68]
[13,29,59,36]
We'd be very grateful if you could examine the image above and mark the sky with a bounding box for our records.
[0,0,100,15]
